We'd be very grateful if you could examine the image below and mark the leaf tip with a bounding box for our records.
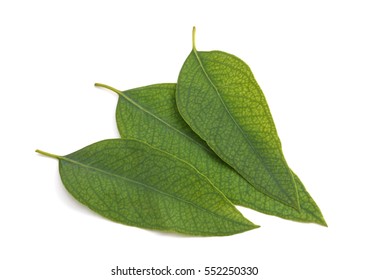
[318,216,328,227]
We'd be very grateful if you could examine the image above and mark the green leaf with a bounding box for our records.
[96,83,326,226]
[36,139,258,236]
[176,27,299,209]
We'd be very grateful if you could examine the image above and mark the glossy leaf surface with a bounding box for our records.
[36,139,258,236]
[176,30,299,209]
[101,83,325,225]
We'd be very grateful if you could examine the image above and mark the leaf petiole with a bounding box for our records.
[94,83,121,95]
[192,26,196,50]
[35,149,61,160]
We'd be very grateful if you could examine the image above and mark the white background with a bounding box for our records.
[1,0,367,279]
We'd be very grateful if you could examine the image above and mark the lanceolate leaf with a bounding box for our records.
[36,139,258,236]
[176,28,299,209]
[95,83,326,226]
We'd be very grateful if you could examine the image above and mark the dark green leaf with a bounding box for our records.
[36,139,258,236]
[176,28,299,209]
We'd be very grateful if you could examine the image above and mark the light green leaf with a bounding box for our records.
[176,28,299,209]
[96,83,326,226]
[36,139,258,236]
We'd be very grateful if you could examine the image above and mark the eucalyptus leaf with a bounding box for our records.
[176,27,299,209]
[95,83,326,226]
[36,139,258,236]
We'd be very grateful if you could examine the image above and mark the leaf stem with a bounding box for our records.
[35,149,61,159]
[94,83,121,95]
[192,26,196,51]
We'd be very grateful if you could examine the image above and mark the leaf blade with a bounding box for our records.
[57,139,258,236]
[177,48,299,209]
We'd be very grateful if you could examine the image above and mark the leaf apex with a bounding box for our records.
[317,215,328,227]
